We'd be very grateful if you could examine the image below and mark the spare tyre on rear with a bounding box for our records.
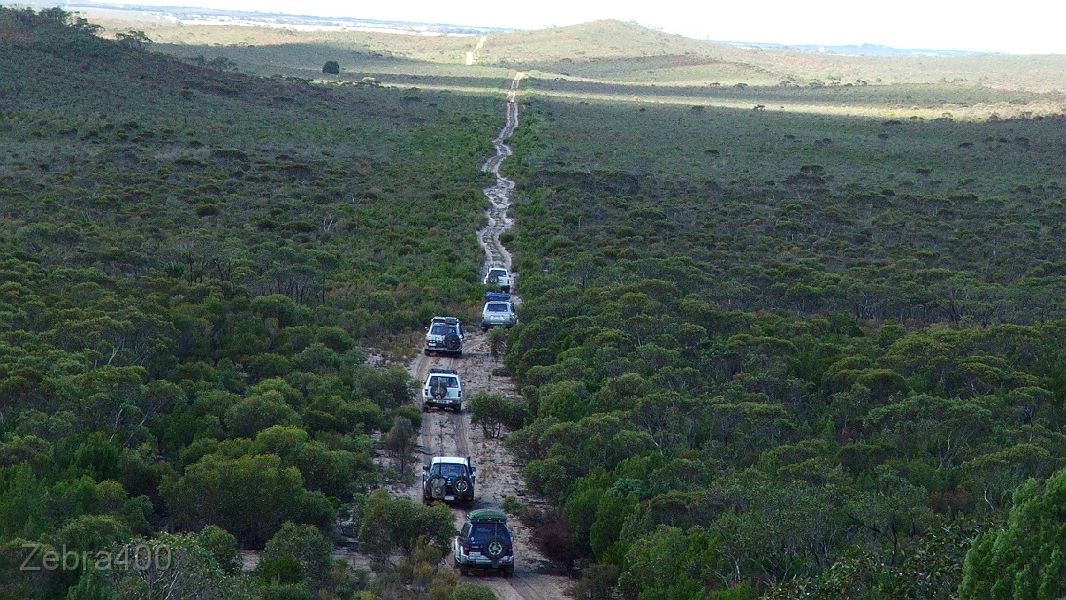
[428,475,446,500]
[444,333,461,353]
[485,536,507,560]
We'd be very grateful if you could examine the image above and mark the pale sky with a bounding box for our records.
[97,0,1066,54]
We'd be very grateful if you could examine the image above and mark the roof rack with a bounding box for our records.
[429,368,459,375]
[431,316,460,324]
[467,508,507,524]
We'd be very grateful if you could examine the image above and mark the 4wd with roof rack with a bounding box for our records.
[422,456,476,506]
[453,508,514,577]
[422,368,463,412]
[424,316,464,356]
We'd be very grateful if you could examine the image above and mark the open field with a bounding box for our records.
[92,15,1066,113]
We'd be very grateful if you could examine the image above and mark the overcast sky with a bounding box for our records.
[90,0,1066,54]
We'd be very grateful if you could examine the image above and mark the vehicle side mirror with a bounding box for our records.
[422,466,429,472]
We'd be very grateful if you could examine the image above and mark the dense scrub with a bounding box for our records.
[504,91,1066,596]
[0,8,498,598]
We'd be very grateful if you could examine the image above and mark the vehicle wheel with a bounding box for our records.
[502,565,514,578]
[481,324,489,331]
[459,565,469,576]
[454,404,462,414]
[424,349,432,356]
[484,537,506,561]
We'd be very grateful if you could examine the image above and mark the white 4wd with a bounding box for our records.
[481,301,517,330]
[422,368,463,413]
[424,316,464,357]
[483,267,512,292]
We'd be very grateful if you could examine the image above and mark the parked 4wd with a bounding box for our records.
[422,368,462,413]
[422,456,476,506]
[453,509,514,577]
[424,316,464,356]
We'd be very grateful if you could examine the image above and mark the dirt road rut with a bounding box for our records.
[477,73,522,275]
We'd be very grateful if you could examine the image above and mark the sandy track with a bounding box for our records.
[477,73,523,275]
[408,335,568,600]
[403,73,570,599]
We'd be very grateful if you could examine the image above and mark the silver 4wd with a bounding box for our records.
[422,368,463,413]
[483,267,512,293]
[454,509,514,577]
[424,316,464,357]
[422,456,476,507]
[481,301,517,330]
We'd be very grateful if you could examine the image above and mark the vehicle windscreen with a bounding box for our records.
[430,324,455,336]
[486,303,510,313]
[470,523,510,543]
[428,376,458,388]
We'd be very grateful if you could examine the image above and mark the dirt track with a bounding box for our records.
[401,73,571,599]
[406,338,567,599]
[477,72,522,276]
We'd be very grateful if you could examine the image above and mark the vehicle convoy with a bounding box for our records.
[422,456,476,506]
[422,368,463,412]
[454,508,515,577]
[481,300,517,330]
[483,267,512,292]
[424,316,464,356]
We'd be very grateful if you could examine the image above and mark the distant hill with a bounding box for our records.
[478,20,1066,92]
[73,8,1066,92]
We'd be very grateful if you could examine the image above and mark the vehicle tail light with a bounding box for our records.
[506,546,513,556]
[461,542,470,553]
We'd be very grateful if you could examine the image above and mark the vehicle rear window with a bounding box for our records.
[428,376,458,388]
[489,269,507,277]
[486,303,510,312]
[434,463,466,478]
[430,324,455,336]
[470,523,510,542]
